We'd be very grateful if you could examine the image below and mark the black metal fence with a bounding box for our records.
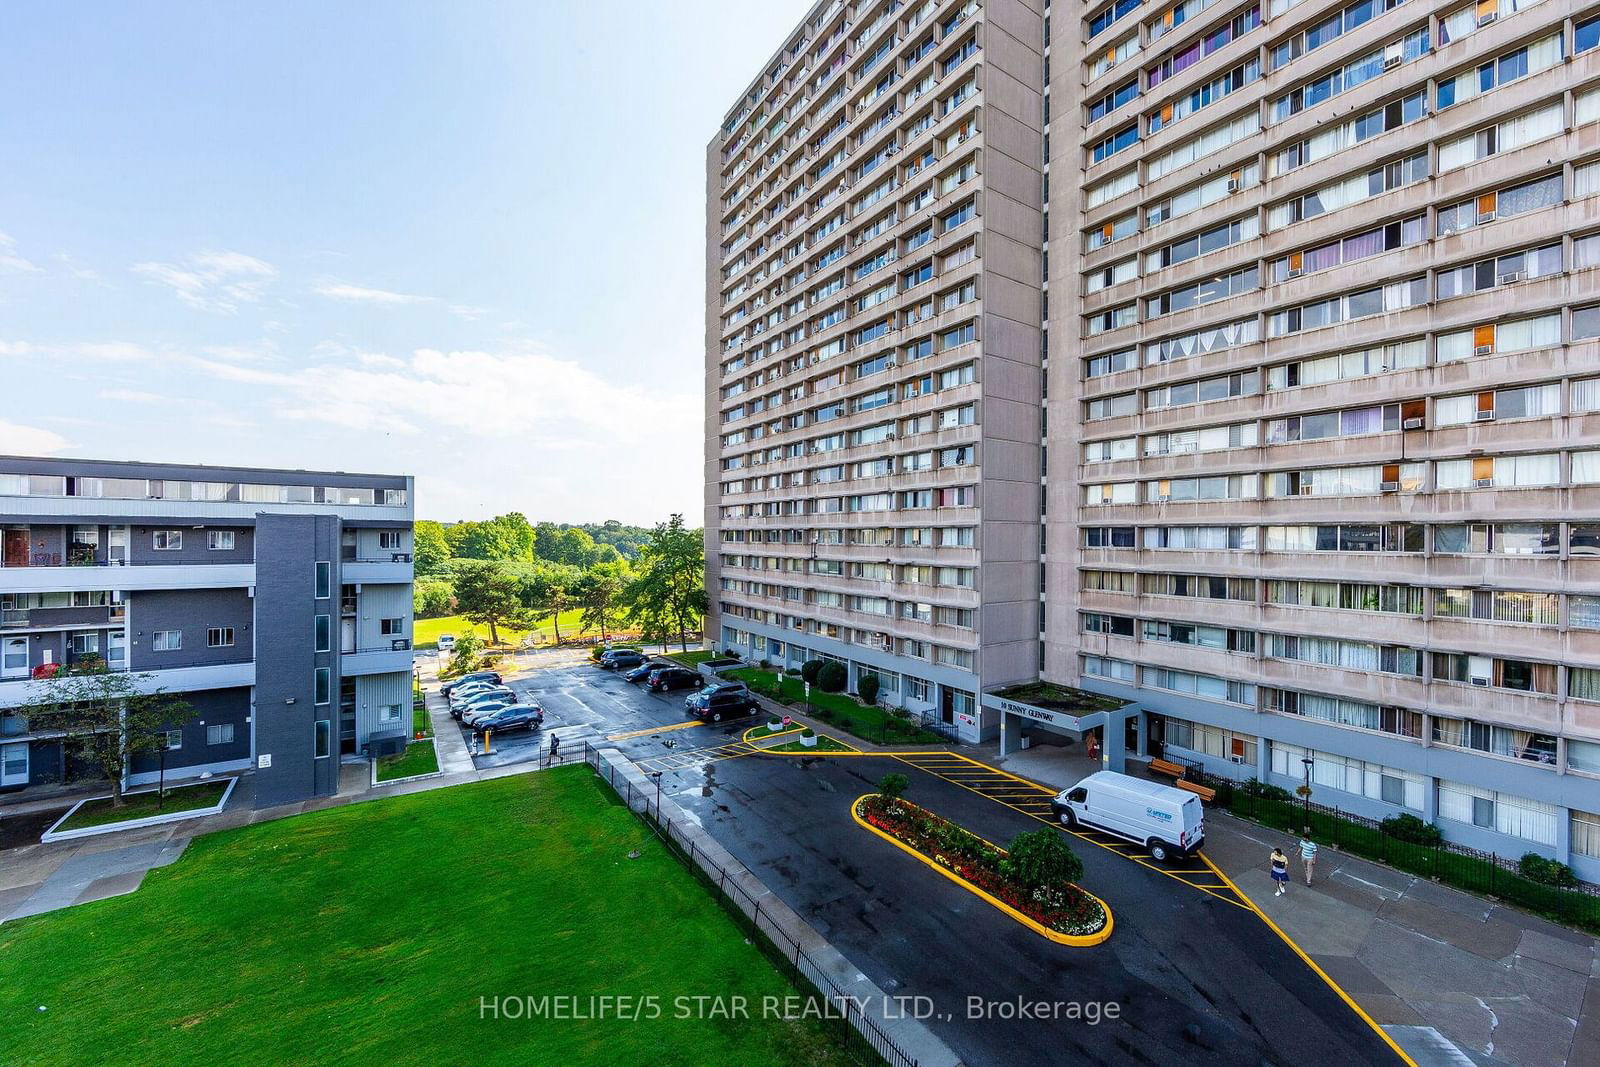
[582,741,916,1067]
[1178,765,1600,934]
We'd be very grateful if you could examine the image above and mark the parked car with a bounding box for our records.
[592,643,638,662]
[447,682,506,709]
[623,662,659,683]
[437,634,456,652]
[600,650,647,670]
[447,678,502,700]
[474,704,544,734]
[1050,771,1204,863]
[441,670,501,698]
[685,682,757,723]
[646,667,701,693]
[460,700,517,728]
[452,688,516,719]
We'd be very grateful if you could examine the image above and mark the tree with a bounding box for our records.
[1002,828,1084,891]
[413,579,454,619]
[524,570,574,646]
[413,520,453,577]
[877,773,909,802]
[858,673,881,706]
[620,514,708,652]
[20,665,194,808]
[575,562,627,641]
[446,632,485,677]
[452,560,530,646]
[453,513,536,562]
[816,661,847,693]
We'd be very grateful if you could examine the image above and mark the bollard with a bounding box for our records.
[483,728,492,755]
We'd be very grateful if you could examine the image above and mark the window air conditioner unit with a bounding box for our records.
[1473,477,1494,487]
[1477,210,1497,224]
[1474,409,1495,421]
[1474,344,1495,356]
[1286,267,1303,279]
[1498,270,1525,285]
[1298,484,1316,495]
[1470,675,1491,687]
[1477,10,1497,25]
[1380,480,1400,492]
[1382,53,1401,70]
[884,431,897,440]
[884,357,898,368]
[1402,417,1425,430]
[1226,177,1241,193]
[1154,493,1171,502]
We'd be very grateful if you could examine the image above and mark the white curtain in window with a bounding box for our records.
[1571,451,1600,485]
[1578,161,1600,199]
[1497,314,1559,352]
[1526,34,1564,76]
[1438,132,1476,172]
[1510,453,1559,486]
[1435,395,1475,426]
[1572,810,1600,858]
[1504,102,1566,148]
[1573,379,1600,414]
[1496,793,1557,845]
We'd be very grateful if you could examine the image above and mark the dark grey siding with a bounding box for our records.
[127,525,254,565]
[128,589,253,670]
[252,513,340,805]
[129,686,252,775]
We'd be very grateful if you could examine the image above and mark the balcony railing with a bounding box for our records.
[344,639,413,654]
[0,555,253,568]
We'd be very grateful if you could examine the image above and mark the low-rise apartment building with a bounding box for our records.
[0,455,414,807]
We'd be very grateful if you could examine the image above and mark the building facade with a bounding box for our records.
[707,0,1046,741]
[0,456,414,807]
[709,0,1600,877]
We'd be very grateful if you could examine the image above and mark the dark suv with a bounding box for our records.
[646,667,701,693]
[441,670,501,698]
[685,683,757,723]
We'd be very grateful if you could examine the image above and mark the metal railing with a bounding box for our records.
[583,741,915,1067]
[343,639,413,653]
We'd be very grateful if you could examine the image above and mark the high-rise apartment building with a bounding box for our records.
[706,0,1045,740]
[0,456,415,807]
[709,0,1600,879]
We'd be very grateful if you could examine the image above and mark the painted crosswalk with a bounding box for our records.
[634,739,759,773]
[890,751,1251,909]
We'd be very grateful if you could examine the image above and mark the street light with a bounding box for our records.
[650,771,663,818]
[1301,757,1314,833]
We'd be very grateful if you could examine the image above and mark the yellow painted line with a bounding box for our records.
[1199,854,1417,1067]
[741,724,804,744]
[851,794,1113,947]
[607,720,705,742]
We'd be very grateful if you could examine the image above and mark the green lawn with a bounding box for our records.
[726,668,940,745]
[412,700,431,738]
[56,779,230,831]
[663,649,718,668]
[770,736,853,753]
[375,741,440,782]
[413,611,609,651]
[1,770,860,1066]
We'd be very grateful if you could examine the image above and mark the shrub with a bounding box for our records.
[1381,813,1443,847]
[1001,828,1084,891]
[799,660,823,685]
[800,727,816,739]
[812,707,834,723]
[816,661,847,693]
[857,674,880,706]
[1519,853,1579,888]
[1241,778,1293,803]
[877,773,910,801]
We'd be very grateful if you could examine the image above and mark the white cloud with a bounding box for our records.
[313,281,429,305]
[0,340,32,356]
[0,419,68,454]
[0,231,41,274]
[131,249,276,312]
[98,388,168,404]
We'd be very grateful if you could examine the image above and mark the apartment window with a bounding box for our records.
[1090,123,1139,164]
[314,719,331,759]
[1432,653,1557,694]
[207,627,235,648]
[315,667,331,705]
[164,730,183,751]
[1438,781,1556,845]
[1088,79,1139,123]
[1580,14,1600,54]
[378,530,402,550]
[69,632,99,656]
[1439,102,1563,171]
[206,530,235,551]
[1145,265,1257,316]
[152,530,182,551]
[378,703,403,725]
[152,630,182,651]
[1436,244,1562,299]
[1436,34,1563,110]
[1266,580,1422,614]
[315,561,331,599]
[207,723,234,746]
[1265,688,1423,738]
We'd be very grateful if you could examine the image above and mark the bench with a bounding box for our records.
[1174,779,1217,804]
[1149,758,1188,780]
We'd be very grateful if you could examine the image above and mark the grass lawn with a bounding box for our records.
[746,722,797,741]
[727,668,940,745]
[0,769,862,1066]
[770,735,853,753]
[412,700,431,738]
[414,611,610,651]
[56,780,230,832]
[375,741,440,782]
[662,649,718,668]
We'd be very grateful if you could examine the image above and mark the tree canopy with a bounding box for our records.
[620,514,708,652]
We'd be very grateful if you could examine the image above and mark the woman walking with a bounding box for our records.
[1270,846,1290,897]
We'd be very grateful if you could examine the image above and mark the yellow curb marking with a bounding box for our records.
[607,720,705,742]
[851,794,1113,947]
[1200,853,1417,1067]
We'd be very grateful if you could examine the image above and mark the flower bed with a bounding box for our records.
[854,794,1109,941]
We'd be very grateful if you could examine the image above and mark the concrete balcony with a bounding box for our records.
[1426,681,1562,732]
[0,660,255,710]
[0,562,255,594]
[340,644,414,678]
[342,558,414,586]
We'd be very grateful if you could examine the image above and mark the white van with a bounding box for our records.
[1050,771,1204,862]
[437,634,456,653]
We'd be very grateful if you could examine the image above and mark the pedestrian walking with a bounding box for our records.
[1299,834,1319,886]
[547,733,560,765]
[1270,847,1290,896]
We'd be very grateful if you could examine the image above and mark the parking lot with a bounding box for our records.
[430,653,1403,1066]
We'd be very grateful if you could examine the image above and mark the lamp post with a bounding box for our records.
[1301,757,1314,833]
[650,770,663,817]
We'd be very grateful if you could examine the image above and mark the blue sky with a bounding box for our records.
[0,0,809,524]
